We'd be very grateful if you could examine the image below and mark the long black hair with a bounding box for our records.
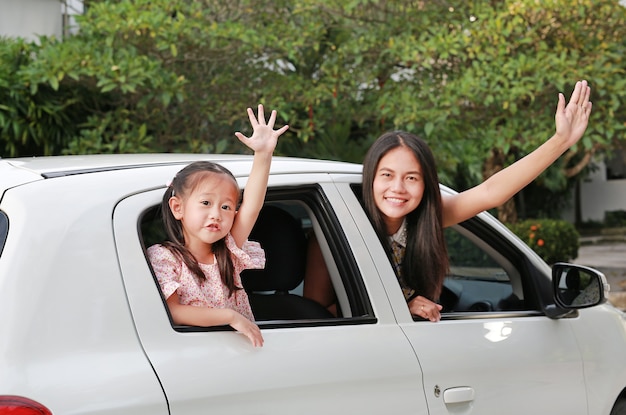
[161,161,242,296]
[362,131,448,301]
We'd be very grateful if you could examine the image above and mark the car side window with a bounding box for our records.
[442,225,526,313]
[242,191,376,324]
[139,186,376,330]
[349,183,533,317]
[239,202,336,321]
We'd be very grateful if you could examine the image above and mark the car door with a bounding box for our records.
[113,174,429,415]
[337,183,589,415]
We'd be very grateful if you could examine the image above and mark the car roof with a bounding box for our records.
[2,153,363,177]
[0,153,460,198]
[0,153,364,191]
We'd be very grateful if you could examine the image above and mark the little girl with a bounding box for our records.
[148,105,289,347]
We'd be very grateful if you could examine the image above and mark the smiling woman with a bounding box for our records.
[304,79,593,322]
[371,146,426,233]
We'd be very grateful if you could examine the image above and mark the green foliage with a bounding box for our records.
[0,38,84,156]
[605,210,626,227]
[1,0,626,225]
[507,219,580,264]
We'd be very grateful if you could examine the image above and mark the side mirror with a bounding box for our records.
[552,263,609,309]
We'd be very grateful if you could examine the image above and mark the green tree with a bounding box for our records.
[1,0,625,224]
[428,0,626,222]
[0,37,86,156]
[240,0,626,222]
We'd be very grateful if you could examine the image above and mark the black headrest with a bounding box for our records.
[242,205,307,292]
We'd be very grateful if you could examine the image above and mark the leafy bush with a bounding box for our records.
[605,210,626,227]
[507,219,579,265]
[0,38,84,157]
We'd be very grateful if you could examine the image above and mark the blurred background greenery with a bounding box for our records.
[1,0,625,231]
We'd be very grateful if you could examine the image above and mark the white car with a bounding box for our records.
[1,154,625,415]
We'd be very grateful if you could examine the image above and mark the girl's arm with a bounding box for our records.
[442,80,592,227]
[232,105,289,247]
[166,293,264,347]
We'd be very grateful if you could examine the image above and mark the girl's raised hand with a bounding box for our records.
[555,80,592,148]
[235,104,289,154]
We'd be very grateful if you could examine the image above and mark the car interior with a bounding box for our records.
[239,204,334,320]
[139,187,376,330]
[442,225,526,313]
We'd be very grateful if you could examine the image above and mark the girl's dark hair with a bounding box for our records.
[362,131,449,301]
[161,161,242,296]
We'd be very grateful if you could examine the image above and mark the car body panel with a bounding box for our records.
[0,160,43,197]
[335,182,589,413]
[403,318,586,413]
[568,305,626,414]
[1,154,625,414]
[113,176,429,415]
[0,170,168,414]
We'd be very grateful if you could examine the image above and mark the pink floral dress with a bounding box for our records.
[147,234,265,321]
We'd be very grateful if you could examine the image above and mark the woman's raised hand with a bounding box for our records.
[555,80,592,148]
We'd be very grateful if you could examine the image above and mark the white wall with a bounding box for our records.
[0,0,62,40]
[580,159,626,222]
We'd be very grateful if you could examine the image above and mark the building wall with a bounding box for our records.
[579,159,626,222]
[0,0,62,40]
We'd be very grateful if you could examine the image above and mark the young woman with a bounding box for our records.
[304,80,592,322]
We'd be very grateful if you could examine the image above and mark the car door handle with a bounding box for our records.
[443,387,475,404]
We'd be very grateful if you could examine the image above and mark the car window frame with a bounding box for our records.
[265,186,375,319]
[448,217,547,315]
[442,219,536,315]
[138,184,378,333]
[346,182,550,321]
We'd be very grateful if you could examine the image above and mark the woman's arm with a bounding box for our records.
[442,80,592,227]
[231,105,289,247]
[303,234,338,316]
